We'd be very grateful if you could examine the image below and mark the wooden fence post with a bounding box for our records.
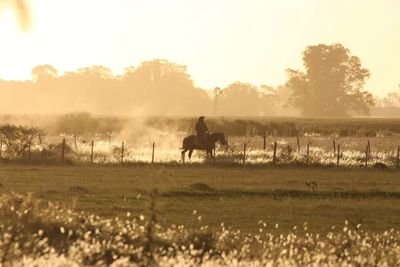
[333,139,336,155]
[273,141,277,165]
[263,134,266,150]
[0,139,2,158]
[90,140,94,164]
[397,145,399,168]
[297,135,300,152]
[225,136,229,152]
[365,144,368,168]
[336,144,340,166]
[61,138,66,162]
[151,142,155,164]
[121,141,125,164]
[38,133,42,145]
[306,143,310,165]
[242,143,246,165]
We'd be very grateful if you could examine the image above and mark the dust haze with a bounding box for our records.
[1,55,399,118]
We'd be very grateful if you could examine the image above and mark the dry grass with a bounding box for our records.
[0,163,400,233]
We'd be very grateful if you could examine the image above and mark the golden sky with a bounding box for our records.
[0,0,399,96]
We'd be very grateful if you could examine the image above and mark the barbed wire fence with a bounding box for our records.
[1,131,399,169]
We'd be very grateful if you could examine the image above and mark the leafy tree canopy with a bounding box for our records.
[287,43,374,117]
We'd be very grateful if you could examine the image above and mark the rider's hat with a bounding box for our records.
[199,116,205,120]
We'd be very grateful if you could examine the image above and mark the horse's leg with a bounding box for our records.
[181,149,187,163]
[181,149,187,157]
[211,148,216,163]
[189,150,193,159]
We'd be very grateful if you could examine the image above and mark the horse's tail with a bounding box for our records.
[181,136,188,150]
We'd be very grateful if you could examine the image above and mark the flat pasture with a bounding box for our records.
[1,163,400,233]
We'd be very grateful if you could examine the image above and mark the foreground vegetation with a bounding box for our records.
[1,191,400,266]
[1,164,400,265]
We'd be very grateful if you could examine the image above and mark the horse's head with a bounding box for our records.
[214,132,227,146]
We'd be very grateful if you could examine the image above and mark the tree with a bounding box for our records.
[378,91,400,107]
[31,65,58,83]
[287,44,374,117]
[121,59,211,115]
[0,124,41,158]
[75,65,114,79]
[219,82,267,116]
[57,65,117,113]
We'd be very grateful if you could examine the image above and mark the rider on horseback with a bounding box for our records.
[182,118,226,160]
[195,116,209,146]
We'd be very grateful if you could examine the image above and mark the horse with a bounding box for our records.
[181,132,227,160]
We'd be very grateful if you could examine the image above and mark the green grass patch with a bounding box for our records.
[0,163,400,233]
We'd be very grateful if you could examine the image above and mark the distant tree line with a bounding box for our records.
[2,60,293,116]
[1,43,398,117]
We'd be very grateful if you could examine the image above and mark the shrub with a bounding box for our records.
[0,124,42,159]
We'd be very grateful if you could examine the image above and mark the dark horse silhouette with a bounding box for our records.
[181,132,227,160]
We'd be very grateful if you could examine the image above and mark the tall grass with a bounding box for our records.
[1,193,400,266]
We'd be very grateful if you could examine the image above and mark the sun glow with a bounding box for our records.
[0,15,27,79]
[0,0,400,95]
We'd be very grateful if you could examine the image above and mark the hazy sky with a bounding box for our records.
[0,0,399,96]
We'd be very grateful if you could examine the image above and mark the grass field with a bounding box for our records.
[1,163,400,233]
